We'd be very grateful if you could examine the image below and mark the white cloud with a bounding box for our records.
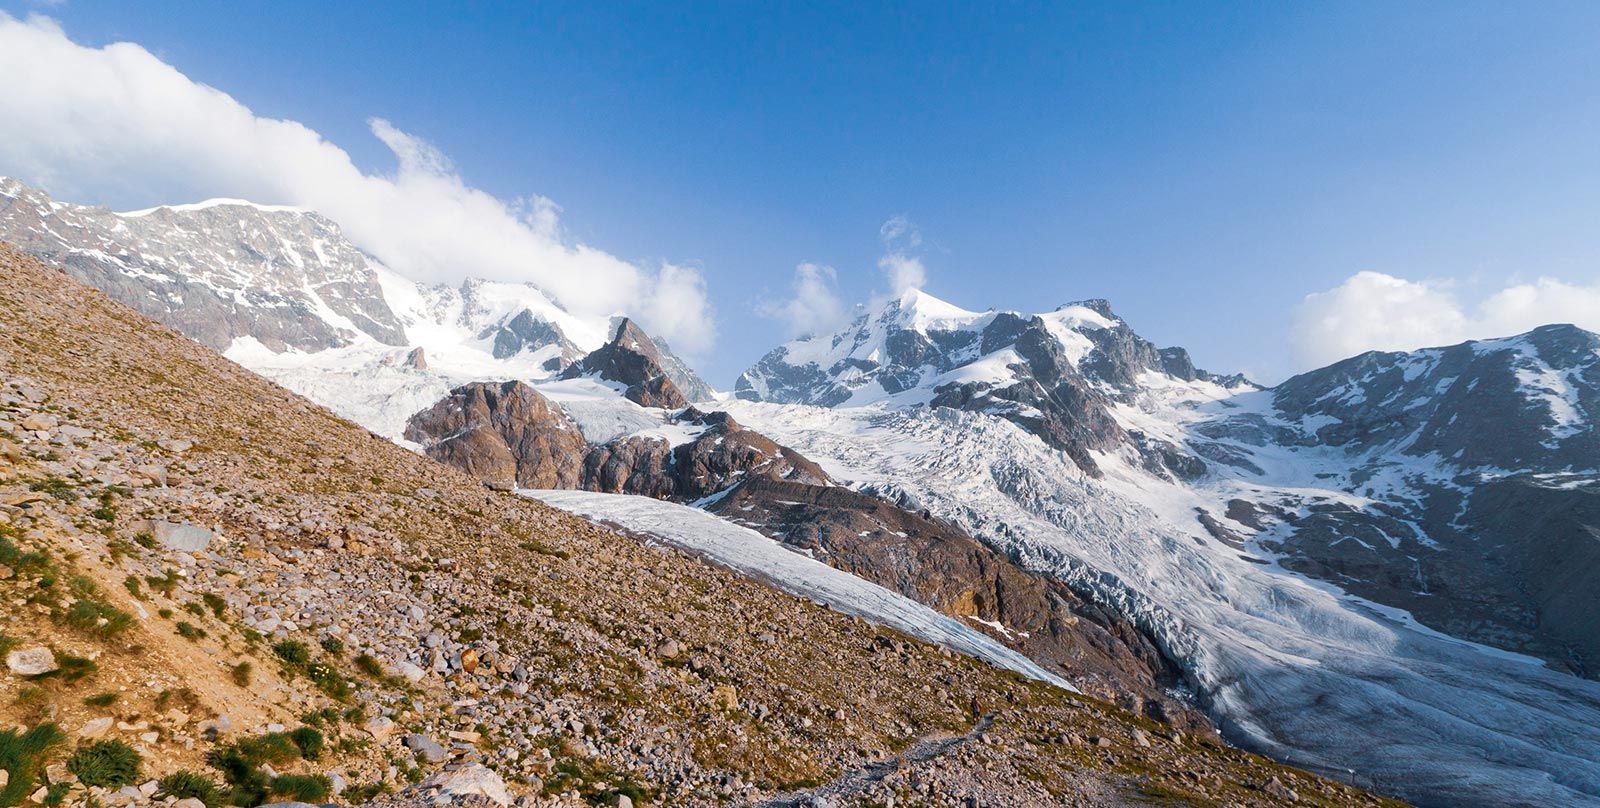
[760,262,846,337]
[877,253,927,296]
[0,14,713,352]
[877,214,927,296]
[879,214,922,250]
[1292,270,1600,369]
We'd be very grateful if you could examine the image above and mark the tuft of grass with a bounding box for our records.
[83,692,119,709]
[319,635,344,656]
[144,568,179,597]
[288,727,324,761]
[66,739,142,788]
[64,598,134,636]
[201,592,226,619]
[230,661,253,687]
[270,774,331,803]
[306,661,351,701]
[175,621,206,640]
[353,653,385,678]
[272,639,310,667]
[341,781,391,804]
[233,732,301,765]
[0,723,65,806]
[27,476,79,503]
[158,770,220,806]
[203,744,268,807]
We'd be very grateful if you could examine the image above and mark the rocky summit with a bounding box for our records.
[0,244,1399,806]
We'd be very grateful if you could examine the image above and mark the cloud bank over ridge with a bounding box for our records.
[0,14,714,352]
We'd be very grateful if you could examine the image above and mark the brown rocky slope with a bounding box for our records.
[0,243,1398,807]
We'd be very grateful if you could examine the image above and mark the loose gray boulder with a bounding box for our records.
[419,763,512,806]
[131,519,215,552]
[6,646,57,676]
[405,733,449,763]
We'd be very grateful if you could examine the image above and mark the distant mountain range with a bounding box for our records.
[5,176,1598,807]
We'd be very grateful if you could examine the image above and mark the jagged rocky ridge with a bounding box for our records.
[737,291,1252,478]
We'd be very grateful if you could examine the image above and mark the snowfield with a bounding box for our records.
[522,489,1076,693]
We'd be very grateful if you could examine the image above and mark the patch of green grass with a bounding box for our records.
[64,598,134,636]
[230,661,253,687]
[288,727,324,761]
[269,774,331,802]
[233,732,301,765]
[341,781,390,804]
[29,652,97,684]
[353,653,385,678]
[132,531,157,550]
[176,621,206,640]
[27,476,79,503]
[272,639,310,666]
[319,636,344,656]
[122,575,142,598]
[203,744,269,807]
[306,661,351,701]
[0,533,51,575]
[201,592,226,619]
[83,692,119,709]
[158,770,220,806]
[66,739,142,788]
[144,568,179,596]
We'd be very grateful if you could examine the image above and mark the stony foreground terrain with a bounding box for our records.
[0,243,1396,807]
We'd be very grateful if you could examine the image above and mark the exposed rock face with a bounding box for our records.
[0,177,405,352]
[1272,323,1600,470]
[1194,324,1600,676]
[402,381,586,489]
[562,319,699,408]
[584,409,831,500]
[707,477,1211,733]
[478,307,583,368]
[406,388,827,502]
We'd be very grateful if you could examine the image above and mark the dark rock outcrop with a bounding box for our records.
[562,319,696,408]
[479,309,584,368]
[402,381,586,489]
[407,387,829,503]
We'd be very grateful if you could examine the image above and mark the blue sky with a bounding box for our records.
[6,1,1600,384]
